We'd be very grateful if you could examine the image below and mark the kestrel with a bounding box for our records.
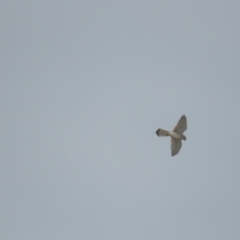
[156,115,187,156]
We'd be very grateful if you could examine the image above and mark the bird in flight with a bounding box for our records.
[156,115,187,156]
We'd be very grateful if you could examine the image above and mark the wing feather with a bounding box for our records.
[172,115,187,133]
[171,138,182,156]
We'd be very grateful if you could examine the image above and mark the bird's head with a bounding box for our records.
[182,135,187,141]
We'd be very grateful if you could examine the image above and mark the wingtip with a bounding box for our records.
[156,129,160,136]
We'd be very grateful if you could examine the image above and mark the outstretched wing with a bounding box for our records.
[171,138,182,156]
[172,115,187,133]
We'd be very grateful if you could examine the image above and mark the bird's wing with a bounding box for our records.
[171,138,182,156]
[172,115,187,133]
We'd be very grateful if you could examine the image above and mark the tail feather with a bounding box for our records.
[156,128,170,137]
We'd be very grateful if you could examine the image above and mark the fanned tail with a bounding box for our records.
[156,128,170,137]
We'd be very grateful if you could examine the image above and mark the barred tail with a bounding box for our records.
[156,128,170,137]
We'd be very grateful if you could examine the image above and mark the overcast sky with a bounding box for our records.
[1,1,240,239]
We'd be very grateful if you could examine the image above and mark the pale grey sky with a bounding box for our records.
[1,1,240,239]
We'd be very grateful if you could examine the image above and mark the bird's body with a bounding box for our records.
[156,115,187,156]
[168,131,185,140]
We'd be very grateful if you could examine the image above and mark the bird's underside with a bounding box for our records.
[156,115,187,156]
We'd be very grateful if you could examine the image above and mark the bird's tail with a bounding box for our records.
[156,128,170,137]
